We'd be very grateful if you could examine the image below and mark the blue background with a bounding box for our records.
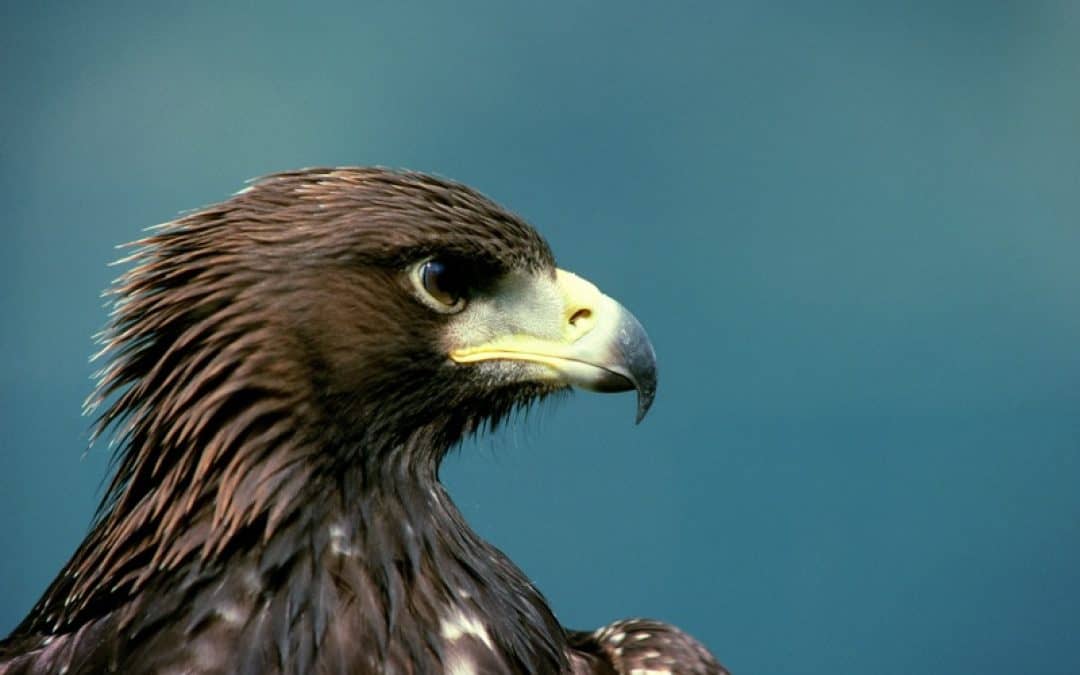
[3,2,1079,673]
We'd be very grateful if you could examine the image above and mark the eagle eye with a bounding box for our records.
[412,258,468,313]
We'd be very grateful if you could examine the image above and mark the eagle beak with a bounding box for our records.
[449,269,657,422]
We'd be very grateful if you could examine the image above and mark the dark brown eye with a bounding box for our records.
[413,259,467,313]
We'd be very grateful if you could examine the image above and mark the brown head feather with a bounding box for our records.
[15,168,555,639]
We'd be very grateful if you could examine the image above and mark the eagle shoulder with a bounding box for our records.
[568,618,728,675]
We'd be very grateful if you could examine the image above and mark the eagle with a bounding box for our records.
[0,168,726,675]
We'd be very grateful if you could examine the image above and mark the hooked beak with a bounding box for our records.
[448,269,657,422]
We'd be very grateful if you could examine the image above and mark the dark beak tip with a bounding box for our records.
[633,378,657,424]
[618,312,657,425]
[634,403,648,425]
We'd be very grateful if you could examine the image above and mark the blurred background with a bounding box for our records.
[2,2,1079,673]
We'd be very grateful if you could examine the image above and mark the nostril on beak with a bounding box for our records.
[567,307,594,339]
[569,308,591,326]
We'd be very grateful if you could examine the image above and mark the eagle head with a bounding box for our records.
[95,168,656,479]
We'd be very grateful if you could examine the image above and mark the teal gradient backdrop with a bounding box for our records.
[2,2,1079,673]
